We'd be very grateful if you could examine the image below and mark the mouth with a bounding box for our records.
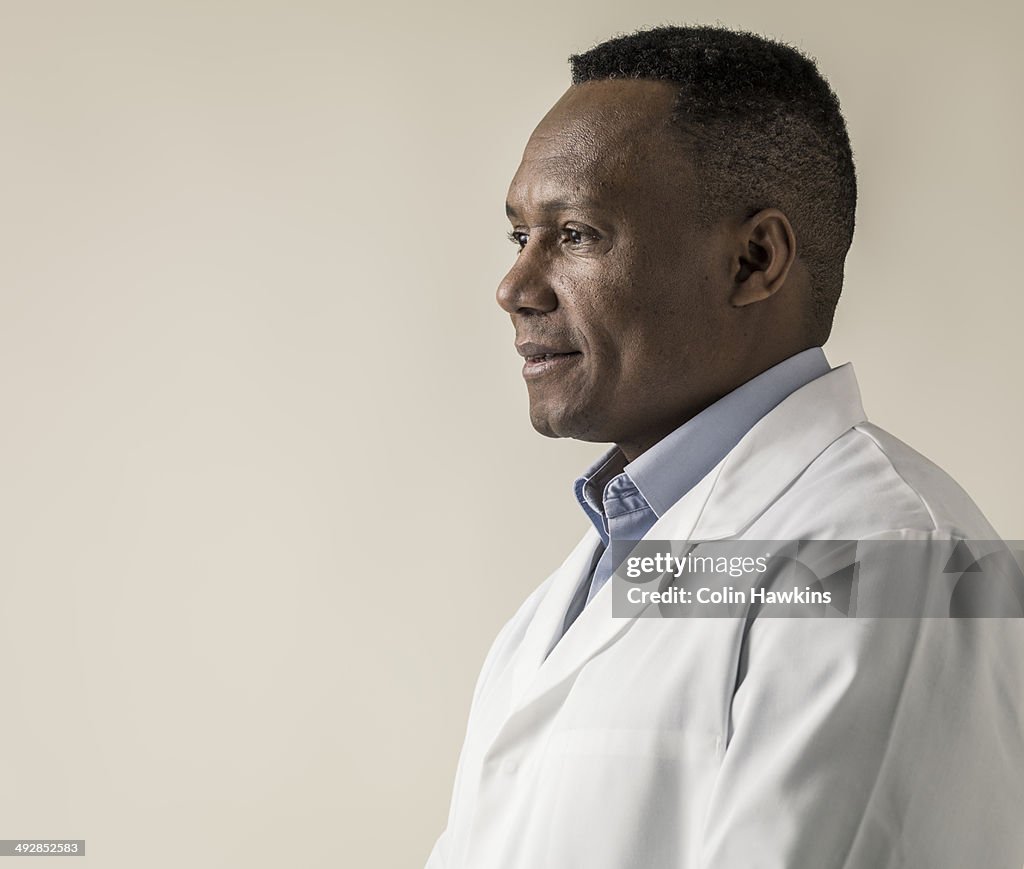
[522,352,582,378]
[516,342,583,378]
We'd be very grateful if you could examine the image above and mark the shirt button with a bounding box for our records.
[501,759,519,774]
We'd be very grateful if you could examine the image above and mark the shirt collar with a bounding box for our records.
[572,449,627,543]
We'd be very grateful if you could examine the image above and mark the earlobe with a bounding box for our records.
[729,208,797,308]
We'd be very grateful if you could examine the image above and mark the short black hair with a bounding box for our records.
[570,25,857,343]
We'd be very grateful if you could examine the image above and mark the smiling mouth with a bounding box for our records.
[526,351,579,362]
[522,351,582,377]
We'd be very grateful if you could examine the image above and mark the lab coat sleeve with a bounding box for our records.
[696,532,1024,868]
[423,830,449,869]
[424,635,496,869]
[424,594,540,869]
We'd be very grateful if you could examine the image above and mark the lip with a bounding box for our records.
[515,341,577,358]
[515,341,582,378]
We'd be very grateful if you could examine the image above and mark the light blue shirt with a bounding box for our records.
[560,348,832,636]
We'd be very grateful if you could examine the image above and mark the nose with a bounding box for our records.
[495,243,558,316]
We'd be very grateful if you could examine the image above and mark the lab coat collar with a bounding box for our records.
[675,361,867,541]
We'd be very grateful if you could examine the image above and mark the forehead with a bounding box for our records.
[507,80,691,215]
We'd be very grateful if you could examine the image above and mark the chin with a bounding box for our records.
[528,402,606,443]
[528,408,563,439]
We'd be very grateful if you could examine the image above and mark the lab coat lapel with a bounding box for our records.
[506,528,602,702]
[529,458,724,692]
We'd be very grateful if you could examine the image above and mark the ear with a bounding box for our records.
[730,208,798,307]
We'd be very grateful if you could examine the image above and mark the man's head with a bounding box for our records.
[496,26,857,460]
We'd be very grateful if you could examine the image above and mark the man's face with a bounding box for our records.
[497,79,737,459]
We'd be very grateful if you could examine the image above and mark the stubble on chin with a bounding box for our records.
[528,394,603,443]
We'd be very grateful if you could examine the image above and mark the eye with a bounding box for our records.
[562,225,600,247]
[507,229,528,251]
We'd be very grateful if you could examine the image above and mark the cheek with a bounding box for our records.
[605,300,709,394]
[562,254,707,383]
[579,319,660,403]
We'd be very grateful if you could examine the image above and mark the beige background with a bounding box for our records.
[0,1,1020,867]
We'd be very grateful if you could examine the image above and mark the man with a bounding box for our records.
[427,25,1023,868]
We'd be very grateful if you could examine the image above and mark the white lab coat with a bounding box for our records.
[426,364,1024,868]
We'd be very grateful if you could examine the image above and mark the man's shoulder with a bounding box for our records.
[762,421,999,540]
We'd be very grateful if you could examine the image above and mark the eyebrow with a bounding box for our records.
[505,198,599,220]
